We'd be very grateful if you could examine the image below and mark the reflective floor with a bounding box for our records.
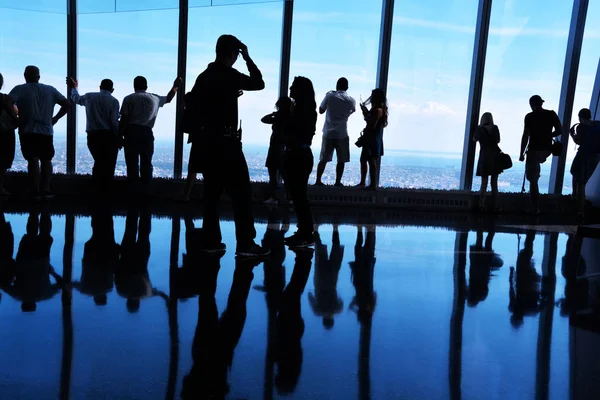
[0,206,599,399]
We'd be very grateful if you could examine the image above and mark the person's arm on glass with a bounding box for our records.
[552,111,563,138]
[52,95,71,126]
[519,126,529,162]
[165,77,182,104]
[237,43,265,91]
[67,77,86,106]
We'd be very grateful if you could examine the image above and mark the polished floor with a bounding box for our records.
[0,206,599,399]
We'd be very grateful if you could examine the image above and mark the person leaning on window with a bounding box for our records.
[8,66,71,200]
[119,75,181,197]
[356,89,388,191]
[68,77,120,197]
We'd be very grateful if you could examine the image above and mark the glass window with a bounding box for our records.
[77,8,179,177]
[476,0,572,193]
[386,0,478,189]
[0,5,67,173]
[562,1,600,195]
[288,0,380,186]
[183,2,283,181]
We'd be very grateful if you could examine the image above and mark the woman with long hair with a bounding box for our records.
[357,88,387,190]
[283,77,317,248]
[474,112,503,211]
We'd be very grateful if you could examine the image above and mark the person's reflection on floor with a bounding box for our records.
[350,225,377,319]
[349,225,376,400]
[115,208,165,312]
[558,233,587,317]
[274,248,313,396]
[74,207,120,306]
[182,255,260,400]
[309,224,344,329]
[1,210,62,312]
[257,208,288,299]
[0,210,15,291]
[509,230,543,328]
[467,229,503,307]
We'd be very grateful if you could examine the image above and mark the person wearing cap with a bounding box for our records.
[519,95,562,214]
[68,77,120,195]
[315,77,356,187]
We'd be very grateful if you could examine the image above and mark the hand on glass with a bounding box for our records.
[519,154,525,162]
[66,77,78,89]
[173,77,183,88]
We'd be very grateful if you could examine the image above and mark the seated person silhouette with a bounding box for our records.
[2,211,62,312]
[309,224,344,329]
[0,211,15,289]
[467,229,503,307]
[509,231,542,328]
[74,208,120,306]
[349,226,377,322]
[273,249,313,396]
[115,209,165,312]
[182,256,261,399]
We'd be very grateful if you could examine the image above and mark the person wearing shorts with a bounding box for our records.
[519,95,562,214]
[8,66,71,199]
[315,78,356,187]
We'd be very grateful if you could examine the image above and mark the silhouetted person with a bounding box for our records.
[73,207,120,306]
[357,89,388,190]
[519,95,562,214]
[570,108,600,217]
[557,234,586,317]
[262,96,293,205]
[115,208,163,312]
[1,211,62,312]
[316,77,356,187]
[119,75,181,196]
[273,249,313,396]
[474,112,504,211]
[509,231,542,328]
[467,229,503,307]
[0,210,15,287]
[189,34,268,257]
[68,77,120,196]
[309,225,344,329]
[349,225,377,400]
[8,66,71,199]
[283,76,318,248]
[0,72,18,196]
[181,256,260,399]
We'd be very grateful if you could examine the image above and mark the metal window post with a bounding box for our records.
[279,0,294,99]
[549,0,588,195]
[375,0,395,187]
[66,0,77,174]
[459,0,492,191]
[590,56,600,119]
[174,0,189,180]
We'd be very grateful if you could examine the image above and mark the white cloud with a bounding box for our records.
[389,100,457,116]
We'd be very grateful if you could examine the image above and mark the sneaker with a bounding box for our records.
[285,232,315,248]
[263,197,278,206]
[200,242,227,254]
[41,191,55,200]
[334,182,344,187]
[236,242,270,258]
[315,181,325,187]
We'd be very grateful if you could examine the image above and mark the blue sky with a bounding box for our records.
[0,0,599,166]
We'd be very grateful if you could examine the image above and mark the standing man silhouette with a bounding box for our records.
[119,75,181,196]
[189,34,269,257]
[519,95,562,214]
[315,78,356,187]
[68,77,120,195]
[9,66,71,199]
